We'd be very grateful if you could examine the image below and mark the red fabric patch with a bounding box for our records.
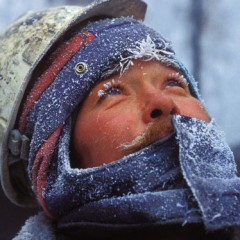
[32,124,63,218]
[19,32,95,133]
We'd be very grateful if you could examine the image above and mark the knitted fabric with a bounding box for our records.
[53,115,240,232]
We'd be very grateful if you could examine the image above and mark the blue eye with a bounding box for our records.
[166,78,185,88]
[106,87,122,96]
[167,79,179,86]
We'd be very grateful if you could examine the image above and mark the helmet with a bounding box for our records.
[0,0,146,207]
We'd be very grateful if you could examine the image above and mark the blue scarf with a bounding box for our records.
[44,115,240,232]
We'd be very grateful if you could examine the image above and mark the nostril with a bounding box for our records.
[150,109,163,118]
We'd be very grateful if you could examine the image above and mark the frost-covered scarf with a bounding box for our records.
[18,17,240,234]
[55,115,240,237]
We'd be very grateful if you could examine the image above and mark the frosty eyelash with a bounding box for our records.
[167,72,188,87]
[97,89,105,98]
[97,79,122,100]
[97,80,115,97]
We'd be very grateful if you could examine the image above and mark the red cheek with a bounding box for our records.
[96,112,139,144]
[176,99,209,123]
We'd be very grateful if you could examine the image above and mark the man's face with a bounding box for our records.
[73,60,209,168]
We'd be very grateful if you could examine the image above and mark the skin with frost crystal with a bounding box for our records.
[73,60,210,168]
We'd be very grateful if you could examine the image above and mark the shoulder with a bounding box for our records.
[13,212,56,240]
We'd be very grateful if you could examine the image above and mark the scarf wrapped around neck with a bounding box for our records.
[49,115,240,232]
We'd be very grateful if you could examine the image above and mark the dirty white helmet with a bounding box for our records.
[0,0,146,207]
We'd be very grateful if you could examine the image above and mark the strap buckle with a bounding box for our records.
[8,129,30,161]
[7,129,34,199]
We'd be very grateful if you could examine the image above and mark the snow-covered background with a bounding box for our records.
[0,0,240,238]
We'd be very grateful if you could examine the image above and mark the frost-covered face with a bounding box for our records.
[73,60,209,168]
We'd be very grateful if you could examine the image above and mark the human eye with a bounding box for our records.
[166,72,188,89]
[97,80,123,102]
[105,86,122,96]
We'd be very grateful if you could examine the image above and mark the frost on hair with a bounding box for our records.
[101,35,179,80]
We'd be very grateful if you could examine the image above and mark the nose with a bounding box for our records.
[142,90,179,124]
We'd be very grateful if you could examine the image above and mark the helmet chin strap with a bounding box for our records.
[7,129,34,201]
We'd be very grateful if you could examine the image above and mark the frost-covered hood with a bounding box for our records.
[17,17,201,213]
[15,17,240,233]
